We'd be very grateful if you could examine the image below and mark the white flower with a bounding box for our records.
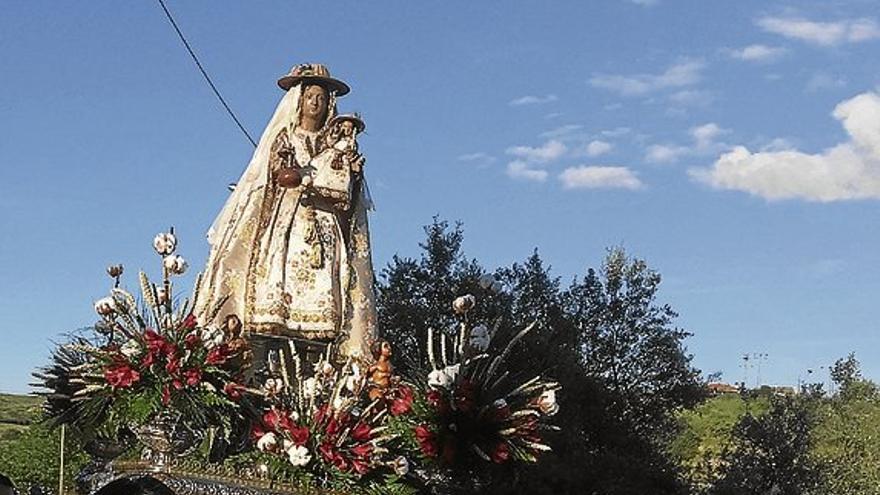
[257,463,269,475]
[263,378,284,395]
[537,389,559,417]
[289,410,300,423]
[153,232,177,256]
[200,326,225,348]
[287,444,311,467]
[120,339,141,358]
[391,456,409,476]
[302,377,318,399]
[320,361,335,376]
[163,254,188,275]
[468,324,491,352]
[256,432,278,452]
[332,395,346,410]
[478,274,495,289]
[428,364,460,389]
[452,294,476,314]
[93,297,117,317]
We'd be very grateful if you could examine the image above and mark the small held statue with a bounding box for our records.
[194,63,378,363]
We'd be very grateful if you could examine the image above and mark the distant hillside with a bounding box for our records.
[0,393,42,443]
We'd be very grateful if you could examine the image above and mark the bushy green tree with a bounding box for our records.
[710,396,823,495]
[812,354,880,494]
[377,221,703,494]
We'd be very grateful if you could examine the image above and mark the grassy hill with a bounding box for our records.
[0,393,42,443]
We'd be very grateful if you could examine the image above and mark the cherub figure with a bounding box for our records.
[367,339,393,401]
[323,114,365,172]
[223,314,253,369]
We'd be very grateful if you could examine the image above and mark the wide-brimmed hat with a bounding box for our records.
[277,63,350,96]
[328,113,365,133]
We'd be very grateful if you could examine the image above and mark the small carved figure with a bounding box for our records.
[323,114,365,172]
[367,339,393,401]
[224,314,252,369]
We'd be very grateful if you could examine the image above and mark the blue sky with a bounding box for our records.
[1,1,879,393]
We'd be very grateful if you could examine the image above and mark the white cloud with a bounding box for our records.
[757,16,880,46]
[585,140,613,157]
[727,44,788,62]
[645,123,729,163]
[646,144,690,163]
[629,0,658,6]
[457,152,496,166]
[509,94,559,106]
[507,161,549,182]
[559,166,643,190]
[506,140,567,163]
[805,73,847,93]
[691,123,727,149]
[668,89,714,107]
[540,124,584,139]
[690,91,880,201]
[589,59,704,96]
[601,127,631,138]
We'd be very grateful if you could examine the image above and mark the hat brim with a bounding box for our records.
[277,75,350,96]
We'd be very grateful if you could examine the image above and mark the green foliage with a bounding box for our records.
[671,394,770,489]
[710,395,823,495]
[811,355,880,495]
[0,419,89,492]
[378,220,703,494]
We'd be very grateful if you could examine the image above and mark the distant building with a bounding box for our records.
[707,382,739,395]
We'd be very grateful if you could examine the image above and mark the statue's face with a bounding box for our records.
[301,84,329,122]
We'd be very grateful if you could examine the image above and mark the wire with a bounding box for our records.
[156,0,257,148]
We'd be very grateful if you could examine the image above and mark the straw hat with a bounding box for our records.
[277,63,350,96]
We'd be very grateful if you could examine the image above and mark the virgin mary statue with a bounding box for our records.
[194,63,377,360]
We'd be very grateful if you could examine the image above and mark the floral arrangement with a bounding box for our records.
[35,236,561,493]
[245,346,414,490]
[393,294,560,475]
[34,230,247,442]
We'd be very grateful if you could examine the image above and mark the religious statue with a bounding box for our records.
[194,63,377,362]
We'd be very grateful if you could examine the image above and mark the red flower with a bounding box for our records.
[263,409,282,429]
[288,424,310,446]
[415,424,439,458]
[181,313,197,331]
[104,364,140,389]
[184,332,200,350]
[144,329,165,354]
[224,382,245,401]
[390,385,414,416]
[318,442,338,462]
[426,389,449,415]
[414,424,434,442]
[184,368,202,387]
[172,379,184,390]
[314,403,330,424]
[319,441,341,467]
[165,356,181,375]
[351,458,370,475]
[419,438,439,458]
[351,443,373,459]
[161,384,171,406]
[491,442,510,464]
[206,344,230,365]
[141,351,156,369]
[351,422,372,442]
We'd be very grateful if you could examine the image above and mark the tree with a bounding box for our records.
[812,354,880,494]
[378,222,704,494]
[565,247,704,443]
[711,396,823,495]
